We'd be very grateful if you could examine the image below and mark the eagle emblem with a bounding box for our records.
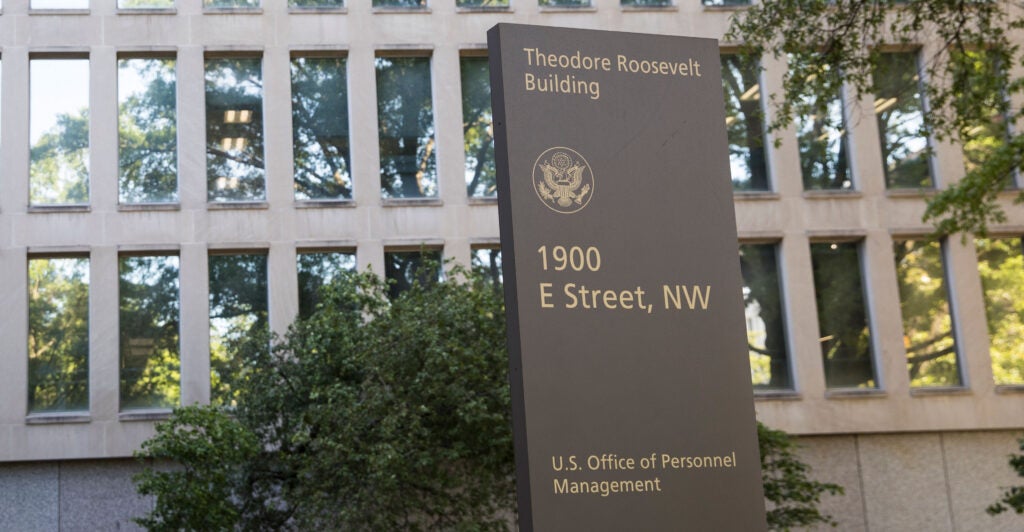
[533,147,594,214]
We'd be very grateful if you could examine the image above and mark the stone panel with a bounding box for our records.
[859,433,954,531]
[795,435,868,532]
[0,462,58,532]
[943,430,1024,532]
[58,460,149,532]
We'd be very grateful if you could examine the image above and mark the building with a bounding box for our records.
[0,0,1022,529]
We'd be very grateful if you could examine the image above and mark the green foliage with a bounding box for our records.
[28,258,90,412]
[727,0,1024,235]
[759,422,844,531]
[988,437,1024,516]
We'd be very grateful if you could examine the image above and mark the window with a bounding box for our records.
[456,0,507,7]
[702,0,749,5]
[958,50,1017,188]
[739,244,791,389]
[28,256,89,413]
[874,51,932,188]
[460,56,496,197]
[377,56,437,198]
[894,239,960,387]
[206,56,265,202]
[471,247,502,285]
[204,0,259,7]
[290,0,343,6]
[119,255,180,410]
[975,237,1024,385]
[810,242,876,388]
[539,0,591,7]
[621,0,671,6]
[119,56,178,204]
[292,55,351,201]
[297,251,356,319]
[118,0,173,7]
[209,253,268,405]
[384,249,442,299]
[373,0,424,7]
[31,0,87,8]
[793,58,850,190]
[721,54,769,191]
[30,57,90,206]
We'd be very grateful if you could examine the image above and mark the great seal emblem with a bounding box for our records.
[533,147,594,214]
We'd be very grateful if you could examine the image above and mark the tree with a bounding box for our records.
[727,0,1024,236]
[988,436,1024,516]
[759,422,845,531]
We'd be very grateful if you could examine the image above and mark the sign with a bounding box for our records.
[487,24,767,531]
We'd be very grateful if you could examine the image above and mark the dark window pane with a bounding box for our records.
[957,50,1017,189]
[975,237,1024,385]
[456,0,507,7]
[539,0,590,6]
[120,255,180,410]
[461,57,496,197]
[894,240,960,387]
[721,54,769,191]
[206,57,265,202]
[810,242,876,388]
[794,60,850,190]
[119,57,178,204]
[377,57,437,198]
[471,248,502,285]
[292,56,352,200]
[874,52,932,188]
[739,244,790,389]
[621,0,671,5]
[290,0,343,6]
[373,0,424,7]
[30,58,90,205]
[297,251,356,319]
[209,253,268,406]
[28,257,90,413]
[385,250,442,299]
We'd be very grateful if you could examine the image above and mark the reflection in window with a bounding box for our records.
[290,0,343,6]
[209,253,268,406]
[120,255,180,410]
[456,0,507,7]
[472,248,502,285]
[795,61,850,190]
[30,58,90,205]
[975,237,1024,385]
[373,0,424,7]
[721,54,768,191]
[894,240,960,387]
[874,52,932,188]
[539,0,590,6]
[385,250,442,299]
[204,0,259,7]
[739,244,790,389]
[958,50,1016,188]
[206,56,265,202]
[292,56,351,200]
[461,57,496,197]
[31,0,88,8]
[702,0,749,5]
[297,251,356,319]
[810,242,876,388]
[28,257,89,413]
[119,57,177,204]
[377,57,437,198]
[118,0,173,7]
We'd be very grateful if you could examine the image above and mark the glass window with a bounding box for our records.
[384,250,442,299]
[291,56,351,201]
[456,0,507,7]
[471,248,502,285]
[702,0,749,5]
[119,57,178,204]
[28,256,90,413]
[958,50,1017,188]
[810,242,876,388]
[621,0,670,6]
[739,244,790,389]
[376,57,437,198]
[206,56,265,202]
[373,0,424,7]
[297,251,356,319]
[874,52,932,188]
[118,0,173,7]
[975,237,1024,385]
[794,60,851,190]
[120,255,180,410]
[209,253,268,406]
[204,0,259,7]
[539,0,590,6]
[290,0,343,6]
[721,54,769,191]
[460,56,496,197]
[31,0,88,8]
[30,57,90,206]
[894,240,960,387]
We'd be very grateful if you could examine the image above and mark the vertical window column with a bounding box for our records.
[208,252,268,406]
[792,55,851,191]
[874,51,932,189]
[205,55,266,203]
[119,55,178,205]
[291,54,352,201]
[460,55,496,198]
[721,54,769,191]
[30,55,90,206]
[975,237,1024,386]
[376,55,437,199]
[739,243,791,390]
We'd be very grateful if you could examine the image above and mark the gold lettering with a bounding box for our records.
[540,283,554,308]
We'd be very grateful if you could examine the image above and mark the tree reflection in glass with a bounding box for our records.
[373,0,424,8]
[28,257,89,413]
[297,251,355,319]
[209,253,268,406]
[376,57,437,198]
[461,57,496,197]
[894,240,960,387]
[290,0,343,6]
[811,242,876,388]
[721,54,769,191]
[206,57,265,202]
[455,0,507,7]
[792,55,850,190]
[976,237,1024,385]
[120,255,180,410]
[30,58,90,205]
[204,0,259,7]
[739,244,790,389]
[292,56,351,200]
[119,57,177,204]
[385,250,442,299]
[957,50,1017,188]
[118,0,174,7]
[874,52,932,188]
[471,248,502,286]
